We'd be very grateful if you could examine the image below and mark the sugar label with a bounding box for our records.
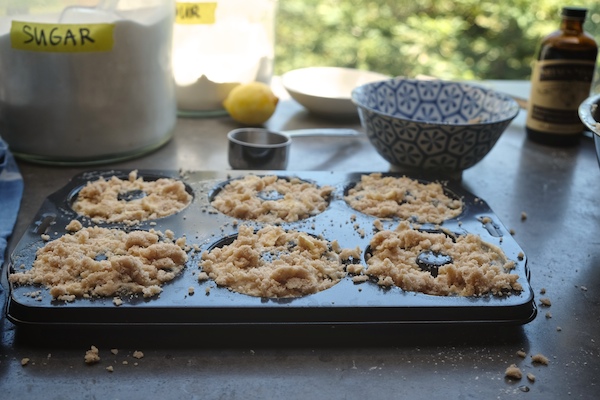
[10,21,115,53]
[175,2,217,25]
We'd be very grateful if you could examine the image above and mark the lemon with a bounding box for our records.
[223,82,279,125]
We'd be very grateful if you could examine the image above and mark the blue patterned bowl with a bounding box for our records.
[351,78,520,172]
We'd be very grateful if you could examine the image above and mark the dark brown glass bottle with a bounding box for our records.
[526,7,598,146]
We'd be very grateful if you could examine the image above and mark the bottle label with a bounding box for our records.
[10,21,115,53]
[526,59,595,135]
[175,2,217,25]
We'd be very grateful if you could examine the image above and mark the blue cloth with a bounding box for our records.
[0,139,24,292]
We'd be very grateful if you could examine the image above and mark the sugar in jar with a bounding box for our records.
[0,0,177,164]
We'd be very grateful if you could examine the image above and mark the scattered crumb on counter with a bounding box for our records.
[106,365,114,373]
[509,229,515,235]
[580,286,588,291]
[540,288,546,294]
[505,364,522,380]
[85,346,100,364]
[517,251,524,260]
[521,212,527,221]
[111,349,118,355]
[531,353,549,365]
[133,351,144,359]
[517,350,527,358]
[545,312,552,319]
[21,358,30,366]
[557,326,562,332]
[113,297,123,307]
[41,234,50,241]
[540,297,552,307]
[527,373,536,382]
[188,286,195,295]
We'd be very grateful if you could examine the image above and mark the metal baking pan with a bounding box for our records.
[4,170,537,327]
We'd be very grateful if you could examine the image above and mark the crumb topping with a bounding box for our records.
[344,173,462,223]
[66,219,83,232]
[72,170,192,224]
[201,225,359,298]
[9,226,188,301]
[364,221,521,296]
[211,175,333,223]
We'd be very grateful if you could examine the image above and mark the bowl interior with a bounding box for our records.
[352,78,520,125]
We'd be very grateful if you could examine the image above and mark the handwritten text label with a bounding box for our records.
[175,2,217,25]
[11,21,115,53]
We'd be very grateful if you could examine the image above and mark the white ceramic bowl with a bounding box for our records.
[578,94,600,168]
[351,78,521,172]
[281,67,389,118]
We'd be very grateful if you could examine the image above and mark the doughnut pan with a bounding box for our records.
[4,170,537,327]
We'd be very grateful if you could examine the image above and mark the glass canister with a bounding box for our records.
[172,0,277,117]
[0,0,176,165]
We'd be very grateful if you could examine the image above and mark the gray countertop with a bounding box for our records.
[1,81,599,399]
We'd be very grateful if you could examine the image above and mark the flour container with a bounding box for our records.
[0,0,176,165]
[172,0,277,117]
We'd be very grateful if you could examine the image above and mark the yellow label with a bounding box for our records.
[11,21,115,53]
[175,2,217,25]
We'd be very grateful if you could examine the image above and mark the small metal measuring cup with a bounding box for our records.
[227,128,361,170]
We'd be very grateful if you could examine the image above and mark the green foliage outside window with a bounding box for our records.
[275,0,600,80]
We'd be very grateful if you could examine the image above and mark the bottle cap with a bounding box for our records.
[561,7,587,19]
